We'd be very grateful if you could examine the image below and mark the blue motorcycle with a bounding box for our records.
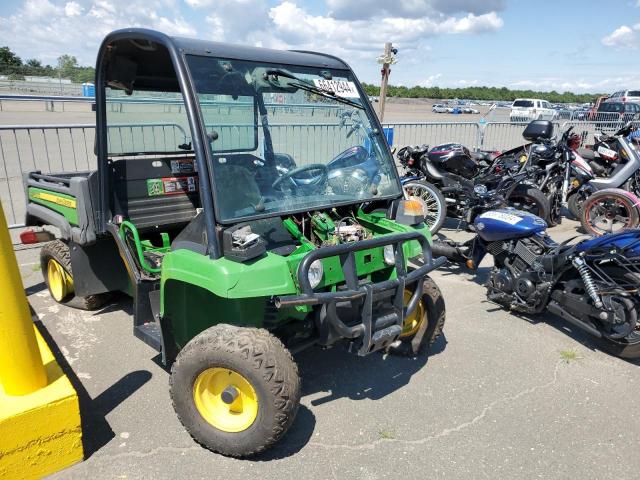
[432,177,640,358]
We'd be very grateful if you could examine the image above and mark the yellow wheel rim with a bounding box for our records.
[193,367,259,433]
[47,259,73,302]
[400,289,425,338]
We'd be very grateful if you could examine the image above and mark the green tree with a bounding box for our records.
[25,58,42,68]
[0,46,22,67]
[57,54,78,78]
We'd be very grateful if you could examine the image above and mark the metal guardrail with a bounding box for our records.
[2,116,635,228]
[0,94,345,117]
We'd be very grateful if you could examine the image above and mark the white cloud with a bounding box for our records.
[509,75,640,93]
[326,0,506,21]
[203,0,269,44]
[602,25,637,48]
[267,1,503,59]
[0,0,196,64]
[420,73,442,86]
[455,79,479,86]
[64,1,82,16]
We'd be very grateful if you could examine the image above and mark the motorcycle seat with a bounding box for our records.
[423,157,445,181]
[577,147,596,161]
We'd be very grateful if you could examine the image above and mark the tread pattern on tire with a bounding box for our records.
[40,240,108,310]
[170,324,300,457]
[390,276,446,357]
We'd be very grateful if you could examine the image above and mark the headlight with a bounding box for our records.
[306,259,324,289]
[474,184,488,196]
[383,244,396,266]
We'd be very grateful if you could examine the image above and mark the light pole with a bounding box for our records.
[376,43,397,122]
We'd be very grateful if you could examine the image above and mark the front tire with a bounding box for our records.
[388,276,446,356]
[170,324,301,457]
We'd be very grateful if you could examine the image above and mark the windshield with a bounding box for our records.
[599,102,623,112]
[513,100,533,108]
[186,55,402,223]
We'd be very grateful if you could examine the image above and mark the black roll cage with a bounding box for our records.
[94,28,395,260]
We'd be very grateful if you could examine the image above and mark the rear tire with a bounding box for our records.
[388,276,446,357]
[170,324,300,457]
[402,180,446,235]
[508,185,551,225]
[597,273,640,359]
[580,190,640,236]
[40,240,110,310]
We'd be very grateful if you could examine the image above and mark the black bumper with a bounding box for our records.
[274,231,446,355]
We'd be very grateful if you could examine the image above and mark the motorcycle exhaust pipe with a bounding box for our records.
[431,240,467,264]
[547,301,602,338]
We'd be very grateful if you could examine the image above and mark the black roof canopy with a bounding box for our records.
[98,28,350,92]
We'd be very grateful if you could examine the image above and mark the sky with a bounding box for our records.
[1,0,640,93]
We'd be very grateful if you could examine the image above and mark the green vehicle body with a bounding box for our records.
[162,211,428,350]
[24,28,443,364]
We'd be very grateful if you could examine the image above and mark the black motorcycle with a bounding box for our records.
[397,143,550,226]
[431,201,640,359]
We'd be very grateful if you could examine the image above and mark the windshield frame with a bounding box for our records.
[184,53,403,225]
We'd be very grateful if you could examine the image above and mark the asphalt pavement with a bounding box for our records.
[11,219,640,480]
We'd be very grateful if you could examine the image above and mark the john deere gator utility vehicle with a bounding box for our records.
[23,28,446,456]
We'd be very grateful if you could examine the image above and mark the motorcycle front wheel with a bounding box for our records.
[403,180,447,235]
[580,190,640,236]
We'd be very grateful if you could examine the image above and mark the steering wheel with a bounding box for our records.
[272,163,328,191]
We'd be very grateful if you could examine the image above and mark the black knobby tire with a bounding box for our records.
[388,276,446,357]
[597,273,640,359]
[508,185,551,225]
[580,190,640,236]
[170,324,301,457]
[402,180,447,235]
[40,240,109,310]
[567,192,584,220]
[544,183,562,227]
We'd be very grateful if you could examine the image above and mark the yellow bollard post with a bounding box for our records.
[0,203,47,395]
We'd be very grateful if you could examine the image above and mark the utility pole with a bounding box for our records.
[57,57,63,95]
[376,42,397,122]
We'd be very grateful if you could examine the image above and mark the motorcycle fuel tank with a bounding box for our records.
[474,208,547,242]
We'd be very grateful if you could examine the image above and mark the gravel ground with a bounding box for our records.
[10,218,640,480]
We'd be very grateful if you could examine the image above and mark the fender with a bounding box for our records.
[400,175,422,184]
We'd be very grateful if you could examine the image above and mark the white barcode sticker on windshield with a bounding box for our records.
[313,79,360,98]
[479,211,523,225]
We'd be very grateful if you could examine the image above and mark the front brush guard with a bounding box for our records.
[274,231,446,355]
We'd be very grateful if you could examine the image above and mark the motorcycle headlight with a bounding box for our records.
[306,259,324,289]
[474,184,488,196]
[383,244,396,266]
